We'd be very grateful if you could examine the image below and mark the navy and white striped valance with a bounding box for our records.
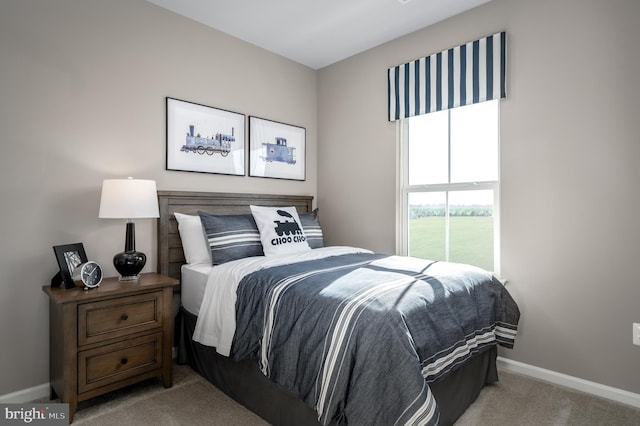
[388,32,506,121]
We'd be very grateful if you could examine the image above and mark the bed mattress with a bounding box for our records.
[180,263,212,316]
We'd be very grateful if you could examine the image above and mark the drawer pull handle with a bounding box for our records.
[121,314,128,321]
[121,358,128,365]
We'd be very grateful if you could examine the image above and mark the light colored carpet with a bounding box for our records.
[63,364,639,425]
[71,364,268,426]
[455,370,640,426]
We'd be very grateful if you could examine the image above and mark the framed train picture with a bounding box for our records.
[249,116,306,181]
[166,97,246,176]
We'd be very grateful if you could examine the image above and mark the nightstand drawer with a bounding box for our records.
[78,332,162,394]
[78,291,163,346]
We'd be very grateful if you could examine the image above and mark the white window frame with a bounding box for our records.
[396,104,501,274]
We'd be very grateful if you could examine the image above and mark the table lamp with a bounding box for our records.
[98,177,159,281]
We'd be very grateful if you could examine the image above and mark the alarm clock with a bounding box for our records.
[72,261,103,289]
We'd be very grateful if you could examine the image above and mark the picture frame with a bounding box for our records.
[249,116,306,181]
[166,97,246,176]
[52,243,88,289]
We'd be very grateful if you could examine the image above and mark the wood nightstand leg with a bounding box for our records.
[68,398,77,424]
[49,385,58,400]
[161,286,174,389]
[162,370,173,388]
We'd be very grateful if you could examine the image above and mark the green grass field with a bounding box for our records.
[409,216,494,271]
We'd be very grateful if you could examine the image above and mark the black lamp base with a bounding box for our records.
[113,250,146,281]
[114,221,146,281]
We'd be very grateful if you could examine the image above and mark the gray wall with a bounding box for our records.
[318,0,640,394]
[0,0,316,396]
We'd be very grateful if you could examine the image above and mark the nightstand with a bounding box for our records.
[42,273,179,422]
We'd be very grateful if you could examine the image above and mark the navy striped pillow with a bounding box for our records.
[198,212,264,265]
[299,208,324,249]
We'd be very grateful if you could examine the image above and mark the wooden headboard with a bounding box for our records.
[156,191,314,281]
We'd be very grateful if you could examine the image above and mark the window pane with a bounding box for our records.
[408,110,448,185]
[402,101,499,272]
[450,101,498,183]
[448,190,494,270]
[408,192,446,261]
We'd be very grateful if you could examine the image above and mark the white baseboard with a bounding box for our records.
[0,383,50,404]
[497,356,640,409]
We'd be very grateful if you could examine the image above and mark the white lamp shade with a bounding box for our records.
[99,178,159,219]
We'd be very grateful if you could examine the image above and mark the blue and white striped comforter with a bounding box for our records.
[230,251,520,426]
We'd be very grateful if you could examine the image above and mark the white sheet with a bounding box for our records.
[192,246,372,356]
[180,263,213,316]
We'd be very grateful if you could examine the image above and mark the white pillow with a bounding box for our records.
[174,212,211,265]
[250,205,311,256]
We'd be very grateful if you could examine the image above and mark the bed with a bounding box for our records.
[156,190,520,426]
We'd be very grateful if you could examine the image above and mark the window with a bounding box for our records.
[398,100,500,273]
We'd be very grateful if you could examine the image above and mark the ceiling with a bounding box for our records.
[145,0,491,69]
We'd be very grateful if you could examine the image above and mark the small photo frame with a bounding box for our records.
[249,116,306,181]
[53,243,88,289]
[166,97,246,176]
